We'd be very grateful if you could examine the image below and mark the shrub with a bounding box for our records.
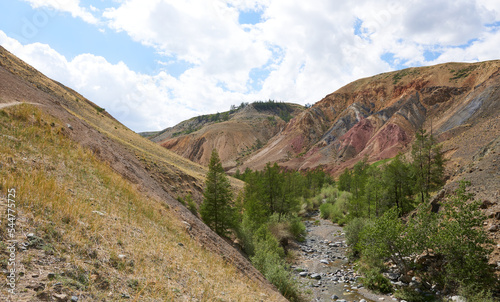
[184,193,197,215]
[250,226,301,301]
[344,217,370,259]
[287,215,306,241]
[319,202,335,219]
[360,268,393,294]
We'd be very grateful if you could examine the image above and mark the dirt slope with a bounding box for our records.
[0,45,286,301]
[153,103,305,169]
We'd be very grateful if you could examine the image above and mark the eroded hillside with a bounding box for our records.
[238,61,500,177]
[0,46,286,301]
[151,102,305,169]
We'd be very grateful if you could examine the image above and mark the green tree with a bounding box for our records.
[411,128,446,201]
[349,158,369,217]
[364,166,384,218]
[337,168,352,192]
[382,154,414,214]
[200,149,235,237]
[432,181,495,291]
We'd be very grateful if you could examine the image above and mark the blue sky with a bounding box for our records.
[0,0,499,132]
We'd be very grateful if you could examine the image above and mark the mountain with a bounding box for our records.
[153,61,500,267]
[0,46,286,301]
[148,101,305,169]
[238,61,500,174]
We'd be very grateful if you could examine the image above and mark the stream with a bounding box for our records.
[290,214,398,302]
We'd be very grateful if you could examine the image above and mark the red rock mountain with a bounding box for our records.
[234,61,500,178]
[154,61,499,183]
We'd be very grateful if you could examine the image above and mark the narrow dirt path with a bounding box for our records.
[0,102,40,109]
[290,214,395,302]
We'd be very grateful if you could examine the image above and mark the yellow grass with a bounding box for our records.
[0,104,282,301]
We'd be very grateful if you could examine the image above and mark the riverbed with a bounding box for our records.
[290,214,398,302]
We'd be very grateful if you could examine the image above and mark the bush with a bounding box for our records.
[319,185,339,203]
[356,182,496,297]
[250,226,301,301]
[288,215,306,241]
[360,268,393,294]
[458,285,496,302]
[344,217,370,259]
[185,194,198,215]
[319,203,335,219]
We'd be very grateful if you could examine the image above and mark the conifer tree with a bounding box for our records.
[411,128,446,201]
[200,149,234,237]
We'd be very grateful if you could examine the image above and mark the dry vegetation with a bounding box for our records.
[0,104,283,301]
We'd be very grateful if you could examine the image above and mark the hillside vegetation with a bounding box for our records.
[0,45,286,301]
[0,104,286,301]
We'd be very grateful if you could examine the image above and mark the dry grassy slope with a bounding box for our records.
[156,103,305,169]
[239,61,500,176]
[0,46,286,301]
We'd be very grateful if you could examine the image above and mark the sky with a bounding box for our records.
[0,0,499,132]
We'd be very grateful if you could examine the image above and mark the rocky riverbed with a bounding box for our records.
[290,214,401,302]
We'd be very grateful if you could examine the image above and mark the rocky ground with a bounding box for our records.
[290,214,402,302]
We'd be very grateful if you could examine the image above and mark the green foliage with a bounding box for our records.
[458,284,496,302]
[393,287,439,302]
[431,181,495,290]
[344,217,369,258]
[392,68,419,84]
[238,164,331,225]
[354,182,496,297]
[234,163,333,300]
[360,268,393,294]
[337,168,352,192]
[250,226,301,301]
[172,125,202,137]
[319,203,335,219]
[412,129,446,202]
[287,215,306,242]
[253,100,294,122]
[200,149,235,237]
[185,193,198,215]
[450,66,477,80]
[359,207,411,271]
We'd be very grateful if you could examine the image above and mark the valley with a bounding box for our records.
[1,42,499,301]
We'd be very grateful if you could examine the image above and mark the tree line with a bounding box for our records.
[193,128,497,301]
[197,150,331,301]
[333,129,446,221]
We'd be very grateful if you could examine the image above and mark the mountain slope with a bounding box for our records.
[150,102,305,169]
[237,61,500,175]
[0,46,286,301]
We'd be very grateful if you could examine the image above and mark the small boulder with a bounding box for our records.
[480,199,494,209]
[310,273,321,280]
[53,293,68,301]
[26,282,45,292]
[451,296,466,302]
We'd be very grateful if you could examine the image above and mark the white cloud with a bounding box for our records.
[0,30,202,132]
[23,0,99,24]
[2,0,500,132]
